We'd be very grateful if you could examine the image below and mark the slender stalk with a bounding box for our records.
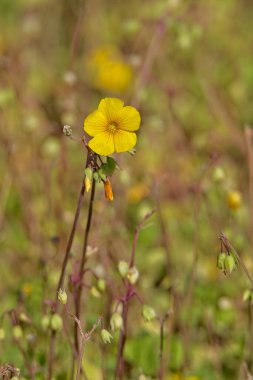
[158,312,170,380]
[74,178,96,355]
[47,179,86,380]
[114,300,129,380]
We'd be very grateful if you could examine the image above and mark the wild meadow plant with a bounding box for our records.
[45,97,168,380]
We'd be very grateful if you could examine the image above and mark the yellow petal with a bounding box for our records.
[114,130,137,153]
[88,131,115,156]
[98,98,124,123]
[118,106,141,131]
[84,110,108,137]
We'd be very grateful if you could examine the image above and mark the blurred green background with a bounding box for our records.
[1,0,253,379]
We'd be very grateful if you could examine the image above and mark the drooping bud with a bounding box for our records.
[118,261,129,278]
[51,314,63,331]
[217,252,227,271]
[110,313,123,331]
[127,266,139,284]
[58,289,68,305]
[225,255,236,274]
[104,178,114,201]
[141,305,156,322]
[101,329,113,344]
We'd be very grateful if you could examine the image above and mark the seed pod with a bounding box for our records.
[58,289,68,305]
[217,252,227,271]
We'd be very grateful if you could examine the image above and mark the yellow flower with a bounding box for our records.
[87,45,133,93]
[84,98,141,156]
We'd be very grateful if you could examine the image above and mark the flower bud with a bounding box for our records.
[118,261,129,278]
[0,328,5,340]
[110,313,123,331]
[51,314,63,331]
[97,279,106,292]
[91,286,101,298]
[225,255,236,274]
[84,176,92,193]
[217,252,227,271]
[141,305,156,322]
[13,325,23,340]
[58,289,68,305]
[41,315,51,331]
[63,125,72,137]
[104,178,114,201]
[127,266,139,284]
[101,329,113,344]
[227,191,242,210]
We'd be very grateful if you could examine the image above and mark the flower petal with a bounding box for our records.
[117,106,141,131]
[114,130,137,153]
[88,132,115,156]
[84,110,108,137]
[98,98,124,122]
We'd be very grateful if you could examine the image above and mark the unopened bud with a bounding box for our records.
[85,176,92,193]
[13,325,23,340]
[212,167,225,182]
[101,329,113,344]
[118,261,129,278]
[110,313,123,331]
[63,125,72,137]
[104,178,114,201]
[141,305,156,322]
[58,289,68,305]
[225,255,236,273]
[97,279,106,292]
[227,190,242,210]
[51,314,63,331]
[127,266,139,284]
[217,252,227,271]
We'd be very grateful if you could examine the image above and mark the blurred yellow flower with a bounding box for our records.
[87,45,133,93]
[127,183,149,203]
[84,98,141,156]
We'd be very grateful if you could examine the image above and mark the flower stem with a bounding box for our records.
[74,178,96,356]
[47,179,86,380]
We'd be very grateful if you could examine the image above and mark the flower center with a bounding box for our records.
[107,123,118,134]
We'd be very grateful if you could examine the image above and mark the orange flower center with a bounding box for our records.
[107,123,118,134]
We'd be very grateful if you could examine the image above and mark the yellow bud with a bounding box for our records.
[104,178,114,201]
[118,261,129,278]
[58,289,68,305]
[51,314,63,331]
[91,286,101,298]
[227,191,242,210]
[85,176,92,192]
